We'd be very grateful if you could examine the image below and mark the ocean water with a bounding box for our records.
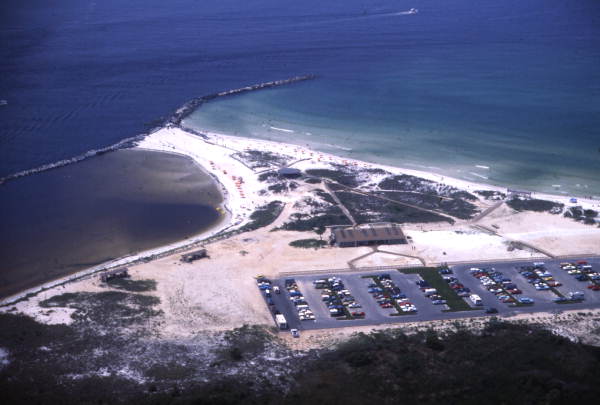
[181,0,600,196]
[0,150,223,298]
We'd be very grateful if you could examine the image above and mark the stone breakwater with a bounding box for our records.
[0,134,148,185]
[0,75,316,185]
[168,74,316,126]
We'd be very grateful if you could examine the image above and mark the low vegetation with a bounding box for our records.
[335,191,455,224]
[278,207,351,232]
[379,175,477,200]
[564,206,599,225]
[39,291,162,329]
[238,201,284,232]
[104,278,157,293]
[507,198,563,212]
[289,238,328,249]
[4,317,600,404]
[475,189,506,200]
[305,168,360,187]
[233,150,289,169]
[268,181,298,194]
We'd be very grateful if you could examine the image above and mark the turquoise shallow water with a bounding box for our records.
[181,0,600,197]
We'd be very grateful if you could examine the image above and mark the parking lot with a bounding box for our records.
[258,257,600,332]
[452,257,600,312]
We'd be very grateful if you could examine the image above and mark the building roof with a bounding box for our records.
[277,167,302,176]
[104,267,128,276]
[333,225,406,244]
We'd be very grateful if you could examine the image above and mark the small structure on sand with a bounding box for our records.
[331,224,407,248]
[100,268,129,282]
[507,189,532,199]
[277,167,302,178]
[181,249,209,263]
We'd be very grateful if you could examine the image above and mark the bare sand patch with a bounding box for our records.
[479,205,600,256]
[352,251,422,267]
[382,227,539,264]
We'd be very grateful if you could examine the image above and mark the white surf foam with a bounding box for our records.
[270,126,294,133]
[475,165,490,169]
[469,172,489,180]
[325,143,353,152]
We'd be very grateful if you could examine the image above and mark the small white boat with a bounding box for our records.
[408,8,418,14]
[0,100,7,106]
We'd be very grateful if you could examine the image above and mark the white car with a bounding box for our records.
[290,329,300,338]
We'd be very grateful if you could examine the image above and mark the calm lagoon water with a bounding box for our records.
[0,150,222,297]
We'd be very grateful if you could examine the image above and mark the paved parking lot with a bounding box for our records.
[452,257,600,311]
[260,257,600,331]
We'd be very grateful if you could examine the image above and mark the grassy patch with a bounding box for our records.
[305,168,360,187]
[238,201,284,232]
[217,325,275,362]
[556,299,585,305]
[0,313,75,351]
[399,267,475,312]
[39,291,162,328]
[289,239,327,249]
[335,191,456,224]
[104,278,157,293]
[475,190,506,200]
[278,206,351,232]
[507,198,563,212]
[233,150,288,169]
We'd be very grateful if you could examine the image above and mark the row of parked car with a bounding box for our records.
[439,267,471,299]
[560,261,600,291]
[367,274,417,313]
[470,267,534,305]
[284,278,316,321]
[517,263,562,291]
[314,277,364,318]
[415,276,447,306]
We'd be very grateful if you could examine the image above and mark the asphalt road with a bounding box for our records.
[258,256,600,332]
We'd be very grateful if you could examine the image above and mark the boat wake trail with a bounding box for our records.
[286,9,418,29]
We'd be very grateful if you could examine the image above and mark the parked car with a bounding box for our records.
[518,297,534,304]
[290,329,300,338]
[484,307,498,314]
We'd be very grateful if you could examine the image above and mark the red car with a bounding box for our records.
[351,311,366,317]
[587,285,600,291]
[547,281,562,287]
[380,303,393,308]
